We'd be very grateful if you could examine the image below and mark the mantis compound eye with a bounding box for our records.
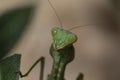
[51,27,78,50]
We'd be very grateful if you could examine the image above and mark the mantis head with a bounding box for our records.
[51,27,77,50]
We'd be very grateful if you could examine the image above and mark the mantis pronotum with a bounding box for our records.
[18,0,85,80]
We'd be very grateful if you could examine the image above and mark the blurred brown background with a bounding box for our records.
[1,0,120,80]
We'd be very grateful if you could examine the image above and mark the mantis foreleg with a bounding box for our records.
[18,56,45,80]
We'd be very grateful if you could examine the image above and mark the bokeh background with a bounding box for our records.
[1,0,120,80]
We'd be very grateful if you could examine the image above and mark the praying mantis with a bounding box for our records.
[18,0,84,80]
[19,27,83,80]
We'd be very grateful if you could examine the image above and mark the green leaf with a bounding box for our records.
[0,6,34,59]
[0,54,21,80]
[51,27,77,50]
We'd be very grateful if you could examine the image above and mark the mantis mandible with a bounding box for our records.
[18,0,85,80]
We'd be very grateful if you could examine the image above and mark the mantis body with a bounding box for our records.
[19,0,84,80]
[48,27,80,80]
[19,27,83,80]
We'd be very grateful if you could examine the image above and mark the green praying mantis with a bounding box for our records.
[18,0,84,80]
[18,27,84,80]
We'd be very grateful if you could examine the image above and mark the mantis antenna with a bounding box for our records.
[48,0,104,31]
[48,0,63,28]
[68,23,102,31]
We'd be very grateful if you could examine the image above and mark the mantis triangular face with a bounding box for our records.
[51,27,77,50]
